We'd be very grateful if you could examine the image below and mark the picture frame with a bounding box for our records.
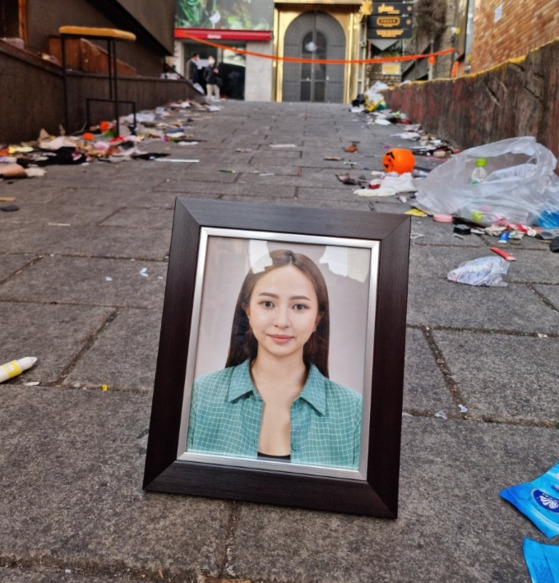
[143,198,410,517]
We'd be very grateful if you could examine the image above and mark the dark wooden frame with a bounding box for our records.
[143,198,411,517]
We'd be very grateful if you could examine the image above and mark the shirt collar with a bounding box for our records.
[228,360,259,402]
[298,364,326,415]
[227,360,326,415]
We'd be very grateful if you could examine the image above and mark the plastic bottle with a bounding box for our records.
[470,158,488,185]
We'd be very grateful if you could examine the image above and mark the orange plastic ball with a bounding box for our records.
[382,148,415,174]
[82,132,95,141]
[99,121,112,132]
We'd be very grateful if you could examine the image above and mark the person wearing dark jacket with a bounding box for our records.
[186,53,200,85]
[204,56,222,100]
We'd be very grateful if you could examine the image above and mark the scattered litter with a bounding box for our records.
[25,381,40,386]
[1,205,19,212]
[380,172,416,193]
[537,333,549,338]
[523,539,559,583]
[453,224,471,235]
[259,172,275,177]
[0,197,16,202]
[236,148,253,153]
[0,357,37,383]
[434,411,448,420]
[344,143,359,153]
[354,187,397,198]
[25,167,47,177]
[405,209,427,217]
[324,156,342,161]
[0,163,27,178]
[219,168,236,173]
[0,99,217,177]
[363,81,388,112]
[155,159,199,163]
[101,384,109,392]
[392,131,422,141]
[414,136,559,226]
[336,173,361,186]
[105,276,113,282]
[139,268,148,277]
[433,214,454,223]
[500,462,559,538]
[490,247,516,261]
[458,404,468,413]
[447,256,510,287]
[550,237,559,253]
[269,144,297,149]
[536,229,559,240]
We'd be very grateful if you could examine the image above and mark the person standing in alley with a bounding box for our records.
[187,53,203,92]
[204,55,222,100]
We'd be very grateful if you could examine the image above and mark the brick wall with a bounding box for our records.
[383,38,559,168]
[471,0,559,73]
[365,63,401,89]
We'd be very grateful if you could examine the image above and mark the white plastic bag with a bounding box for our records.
[447,256,510,287]
[414,137,559,225]
[364,81,388,110]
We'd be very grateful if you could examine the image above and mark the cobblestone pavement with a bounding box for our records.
[1,100,558,582]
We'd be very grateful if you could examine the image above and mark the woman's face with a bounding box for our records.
[245,265,320,362]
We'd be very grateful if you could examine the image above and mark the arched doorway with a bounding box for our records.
[282,11,346,103]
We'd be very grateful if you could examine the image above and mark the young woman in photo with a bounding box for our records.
[187,249,362,469]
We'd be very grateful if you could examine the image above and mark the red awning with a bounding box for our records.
[175,28,272,42]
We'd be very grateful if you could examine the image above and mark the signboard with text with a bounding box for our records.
[368,2,413,40]
[371,2,413,15]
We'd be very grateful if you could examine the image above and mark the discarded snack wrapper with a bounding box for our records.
[522,538,559,582]
[490,246,516,261]
[500,462,559,538]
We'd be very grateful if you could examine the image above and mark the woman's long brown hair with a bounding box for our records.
[225,249,330,378]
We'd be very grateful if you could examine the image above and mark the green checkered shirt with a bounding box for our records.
[187,359,362,469]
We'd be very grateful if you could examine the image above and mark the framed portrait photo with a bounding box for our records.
[143,198,410,517]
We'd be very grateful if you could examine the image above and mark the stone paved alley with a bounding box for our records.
[1,100,559,582]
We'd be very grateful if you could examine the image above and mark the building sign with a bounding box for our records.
[371,2,413,15]
[369,27,412,39]
[176,0,273,30]
[381,63,401,75]
[368,2,413,40]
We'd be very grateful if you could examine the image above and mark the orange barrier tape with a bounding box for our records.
[180,32,456,65]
